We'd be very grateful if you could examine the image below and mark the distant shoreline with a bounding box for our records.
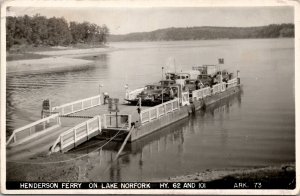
[6,46,116,74]
[108,37,294,43]
[108,24,294,42]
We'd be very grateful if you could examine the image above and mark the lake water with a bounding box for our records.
[6,39,295,181]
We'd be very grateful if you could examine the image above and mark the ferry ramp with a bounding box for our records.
[6,95,143,161]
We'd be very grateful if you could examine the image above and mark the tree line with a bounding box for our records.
[6,14,109,50]
[109,24,294,42]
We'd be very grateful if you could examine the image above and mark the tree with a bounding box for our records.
[6,13,112,50]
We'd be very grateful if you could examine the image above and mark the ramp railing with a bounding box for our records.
[140,98,179,124]
[6,113,61,146]
[103,114,131,130]
[125,87,145,100]
[181,91,190,106]
[51,115,101,152]
[192,86,211,101]
[52,95,101,116]
[212,82,226,94]
[227,78,238,88]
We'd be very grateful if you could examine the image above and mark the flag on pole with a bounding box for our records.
[218,58,224,64]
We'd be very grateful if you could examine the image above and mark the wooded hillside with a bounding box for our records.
[6,14,109,50]
[109,24,294,42]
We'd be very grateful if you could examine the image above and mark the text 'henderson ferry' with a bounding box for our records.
[125,58,239,106]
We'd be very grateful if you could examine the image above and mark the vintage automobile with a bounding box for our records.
[125,81,178,106]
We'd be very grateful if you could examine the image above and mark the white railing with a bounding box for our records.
[140,98,179,124]
[212,82,226,94]
[221,82,226,92]
[7,113,61,146]
[52,95,101,116]
[103,114,132,130]
[51,115,101,152]
[192,86,211,101]
[181,91,190,106]
[125,87,145,100]
[227,78,238,88]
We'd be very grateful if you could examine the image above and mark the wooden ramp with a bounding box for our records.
[6,95,144,160]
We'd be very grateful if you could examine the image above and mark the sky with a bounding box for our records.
[9,6,294,34]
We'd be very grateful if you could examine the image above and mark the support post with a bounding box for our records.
[103,115,107,128]
[237,70,240,85]
[57,116,61,125]
[60,136,63,152]
[138,97,142,123]
[162,89,164,104]
[110,112,112,126]
[116,112,118,128]
[86,121,89,140]
[74,129,77,146]
[98,116,101,133]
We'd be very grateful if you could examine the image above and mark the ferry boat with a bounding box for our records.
[125,60,234,106]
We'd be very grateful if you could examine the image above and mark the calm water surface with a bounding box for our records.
[6,39,295,181]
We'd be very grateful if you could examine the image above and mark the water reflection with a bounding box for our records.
[68,91,242,181]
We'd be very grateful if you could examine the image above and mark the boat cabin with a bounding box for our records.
[193,65,218,76]
[160,80,176,87]
[165,71,199,81]
[145,84,162,91]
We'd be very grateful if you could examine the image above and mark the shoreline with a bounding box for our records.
[161,163,295,182]
[160,164,295,189]
[7,155,295,186]
[6,46,116,74]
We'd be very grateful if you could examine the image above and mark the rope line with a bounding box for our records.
[68,131,128,152]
